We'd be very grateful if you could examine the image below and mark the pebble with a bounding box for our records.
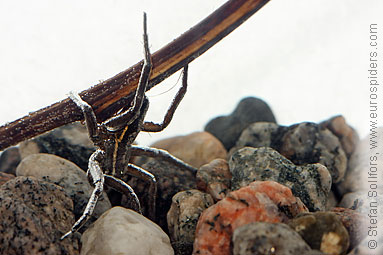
[126,158,197,232]
[0,146,21,175]
[16,153,111,231]
[229,147,332,211]
[19,122,96,171]
[81,206,173,255]
[196,159,232,201]
[0,172,15,186]
[232,222,312,255]
[204,97,276,150]
[193,180,308,255]
[332,207,368,250]
[288,211,350,255]
[0,176,79,254]
[149,131,227,168]
[230,121,347,183]
[167,190,214,255]
[319,115,359,158]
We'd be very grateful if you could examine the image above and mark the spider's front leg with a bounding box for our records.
[61,150,105,240]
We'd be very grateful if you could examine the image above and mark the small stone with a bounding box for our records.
[320,115,359,158]
[167,190,214,255]
[193,181,308,255]
[0,147,21,175]
[0,172,15,186]
[332,207,368,250]
[196,159,232,201]
[19,122,96,171]
[338,191,383,216]
[288,211,350,255]
[16,153,111,231]
[81,206,173,255]
[204,97,276,151]
[0,176,79,254]
[126,159,197,232]
[229,147,332,211]
[148,131,227,168]
[232,222,312,255]
[231,122,347,183]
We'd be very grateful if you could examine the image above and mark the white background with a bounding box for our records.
[0,0,382,146]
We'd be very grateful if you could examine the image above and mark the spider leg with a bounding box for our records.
[61,150,105,240]
[131,145,197,175]
[142,65,188,132]
[104,174,142,213]
[69,91,100,144]
[102,12,152,131]
[126,163,157,220]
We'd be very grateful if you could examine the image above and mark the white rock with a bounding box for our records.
[81,207,174,255]
[16,153,111,225]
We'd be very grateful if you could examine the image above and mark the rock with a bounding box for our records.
[288,212,350,255]
[0,146,21,175]
[332,207,368,250]
[81,206,173,255]
[0,176,79,254]
[326,190,339,211]
[230,122,347,183]
[196,159,232,201]
[126,159,197,232]
[19,122,96,171]
[204,97,276,151]
[229,147,332,211]
[0,172,15,186]
[232,222,312,255]
[193,180,308,255]
[319,115,359,158]
[167,190,214,255]
[148,131,227,168]
[16,153,111,231]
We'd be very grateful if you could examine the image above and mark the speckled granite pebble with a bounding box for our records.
[19,122,96,171]
[81,206,173,255]
[0,176,79,254]
[167,190,214,255]
[149,131,227,168]
[196,159,232,201]
[16,153,111,231]
[288,211,349,255]
[230,121,347,183]
[232,222,312,255]
[229,147,332,211]
[204,97,276,150]
[193,181,308,255]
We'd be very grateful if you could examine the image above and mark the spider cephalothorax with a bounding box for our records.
[61,13,196,240]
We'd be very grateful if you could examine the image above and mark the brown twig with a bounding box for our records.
[0,0,270,151]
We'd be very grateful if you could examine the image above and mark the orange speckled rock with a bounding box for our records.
[192,181,308,255]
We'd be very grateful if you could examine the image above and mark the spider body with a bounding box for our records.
[61,13,195,240]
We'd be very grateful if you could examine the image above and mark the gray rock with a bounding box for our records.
[232,222,312,255]
[196,159,232,202]
[229,147,332,211]
[19,122,96,171]
[81,206,173,255]
[167,190,214,255]
[0,176,79,254]
[204,97,276,151]
[0,146,21,175]
[231,122,347,183]
[16,153,111,231]
[288,212,350,255]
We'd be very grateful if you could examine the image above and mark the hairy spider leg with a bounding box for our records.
[143,65,188,132]
[61,150,105,240]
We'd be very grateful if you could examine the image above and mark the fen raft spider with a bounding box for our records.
[61,13,197,240]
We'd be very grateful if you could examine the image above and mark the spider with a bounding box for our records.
[61,13,196,240]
